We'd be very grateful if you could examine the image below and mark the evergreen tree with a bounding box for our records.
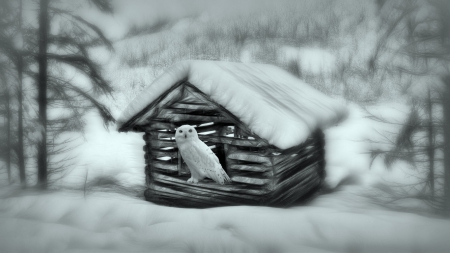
[369,0,450,215]
[36,0,115,187]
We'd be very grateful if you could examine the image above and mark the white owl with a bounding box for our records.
[175,125,232,185]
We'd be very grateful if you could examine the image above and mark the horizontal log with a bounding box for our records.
[150,158,273,186]
[149,131,175,140]
[199,135,268,147]
[196,125,223,135]
[144,189,221,208]
[230,176,271,186]
[150,160,178,172]
[269,172,321,206]
[273,151,312,175]
[168,102,215,111]
[272,145,318,165]
[274,161,319,188]
[150,148,178,158]
[226,145,270,156]
[162,107,222,117]
[153,175,261,201]
[152,172,270,196]
[229,170,274,181]
[146,121,176,131]
[150,184,236,205]
[149,139,178,148]
[227,151,272,166]
[275,154,319,182]
[273,169,320,195]
[229,164,272,173]
[155,113,232,124]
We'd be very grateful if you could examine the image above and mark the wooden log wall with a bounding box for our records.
[140,82,325,207]
[144,129,325,207]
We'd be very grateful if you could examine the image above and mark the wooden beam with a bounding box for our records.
[163,107,221,116]
[168,102,215,111]
[275,157,319,184]
[152,172,269,196]
[272,144,318,165]
[150,148,178,158]
[148,131,174,140]
[227,150,272,166]
[150,184,236,205]
[269,172,321,206]
[150,140,178,148]
[198,135,268,147]
[151,160,178,172]
[230,176,271,186]
[229,164,272,172]
[145,121,176,131]
[274,161,319,188]
[230,170,273,180]
[154,112,231,124]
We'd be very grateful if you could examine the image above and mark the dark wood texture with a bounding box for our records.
[37,0,50,187]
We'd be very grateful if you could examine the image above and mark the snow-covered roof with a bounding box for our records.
[117,60,348,149]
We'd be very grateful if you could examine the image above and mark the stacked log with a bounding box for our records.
[139,82,325,207]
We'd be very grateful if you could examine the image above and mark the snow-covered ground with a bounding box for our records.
[1,102,449,253]
[1,186,449,253]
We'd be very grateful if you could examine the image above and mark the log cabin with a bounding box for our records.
[117,60,348,208]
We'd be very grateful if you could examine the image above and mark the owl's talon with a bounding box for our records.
[187,178,199,184]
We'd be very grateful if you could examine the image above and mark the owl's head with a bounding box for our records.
[175,125,198,143]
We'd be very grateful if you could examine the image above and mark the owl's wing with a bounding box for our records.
[192,140,231,185]
[180,145,203,175]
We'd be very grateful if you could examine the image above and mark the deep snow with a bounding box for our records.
[1,186,449,253]
[1,102,449,253]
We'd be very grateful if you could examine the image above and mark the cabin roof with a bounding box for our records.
[117,60,348,149]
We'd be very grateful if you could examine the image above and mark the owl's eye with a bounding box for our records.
[179,130,183,133]
[189,129,192,133]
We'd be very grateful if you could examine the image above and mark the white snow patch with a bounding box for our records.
[324,101,417,189]
[279,47,337,75]
[1,188,449,253]
[240,43,260,63]
[56,112,145,189]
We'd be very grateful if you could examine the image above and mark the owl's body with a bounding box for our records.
[175,125,231,185]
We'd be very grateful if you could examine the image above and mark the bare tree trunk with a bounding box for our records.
[443,75,450,217]
[37,0,49,188]
[426,88,434,199]
[5,85,11,184]
[17,0,26,186]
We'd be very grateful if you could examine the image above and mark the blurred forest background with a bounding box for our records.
[0,0,449,216]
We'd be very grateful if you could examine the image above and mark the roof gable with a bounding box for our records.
[117,60,348,149]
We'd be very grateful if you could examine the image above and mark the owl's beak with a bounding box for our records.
[184,134,187,138]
